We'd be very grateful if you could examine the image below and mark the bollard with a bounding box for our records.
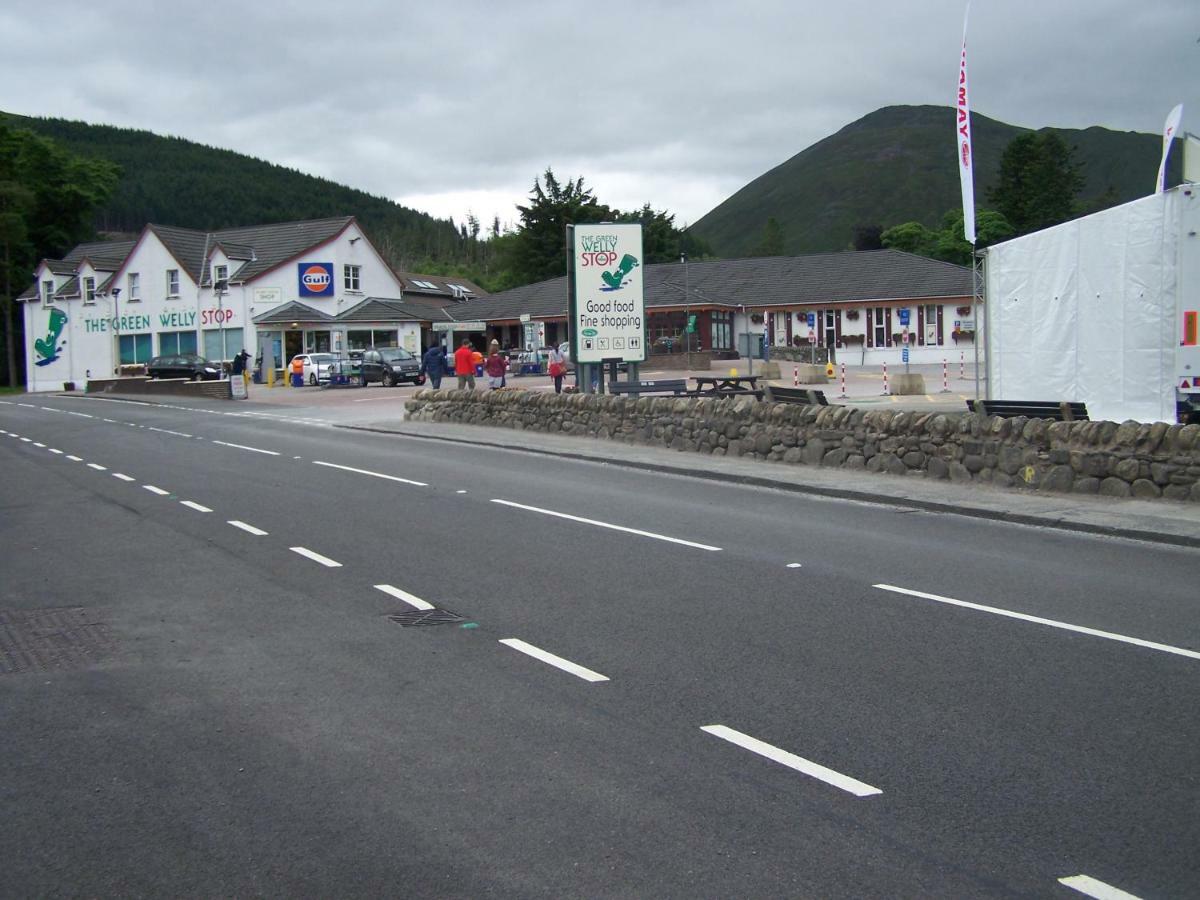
[838,362,848,399]
[959,351,965,381]
[793,365,799,387]
[941,359,950,393]
[882,362,890,395]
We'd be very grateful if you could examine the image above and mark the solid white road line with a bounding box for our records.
[498,638,610,682]
[66,455,83,462]
[180,500,212,513]
[700,725,882,797]
[111,473,135,482]
[87,463,106,470]
[874,584,1200,662]
[374,584,435,611]
[289,546,342,568]
[142,485,170,496]
[212,439,279,456]
[1058,874,1143,900]
[491,499,722,552]
[228,520,268,536]
[312,460,428,487]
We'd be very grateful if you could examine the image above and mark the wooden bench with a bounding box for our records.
[763,385,829,406]
[607,378,690,396]
[967,399,1089,421]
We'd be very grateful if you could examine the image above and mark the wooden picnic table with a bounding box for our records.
[690,375,763,399]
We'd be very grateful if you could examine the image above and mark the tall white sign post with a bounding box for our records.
[569,223,646,392]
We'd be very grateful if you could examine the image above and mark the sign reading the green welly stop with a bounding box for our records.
[570,223,645,364]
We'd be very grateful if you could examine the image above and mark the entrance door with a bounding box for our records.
[285,330,303,365]
[823,310,838,347]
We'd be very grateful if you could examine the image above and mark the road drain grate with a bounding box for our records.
[388,609,466,627]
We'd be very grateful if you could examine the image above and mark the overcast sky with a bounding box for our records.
[2,1,1196,232]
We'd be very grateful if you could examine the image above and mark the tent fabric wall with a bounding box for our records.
[985,190,1180,423]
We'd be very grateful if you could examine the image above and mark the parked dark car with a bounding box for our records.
[360,348,424,386]
[146,354,221,380]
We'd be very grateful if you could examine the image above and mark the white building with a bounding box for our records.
[19,217,479,392]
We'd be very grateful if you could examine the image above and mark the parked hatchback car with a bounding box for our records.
[146,354,221,380]
[360,348,424,386]
[290,352,337,385]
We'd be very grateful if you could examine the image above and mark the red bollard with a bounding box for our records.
[882,362,890,395]
[941,359,950,393]
[838,362,848,398]
[793,365,799,387]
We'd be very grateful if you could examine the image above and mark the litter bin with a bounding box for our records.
[291,372,304,387]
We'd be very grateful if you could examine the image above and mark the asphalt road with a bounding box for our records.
[1,394,1197,899]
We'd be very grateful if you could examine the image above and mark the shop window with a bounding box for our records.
[118,333,153,365]
[203,327,243,362]
[159,331,198,355]
[347,330,372,350]
[710,311,732,350]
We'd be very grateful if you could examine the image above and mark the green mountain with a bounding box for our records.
[691,105,1182,256]
[0,111,462,266]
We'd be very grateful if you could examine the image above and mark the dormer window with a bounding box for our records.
[213,264,228,287]
[42,280,54,306]
[83,277,96,305]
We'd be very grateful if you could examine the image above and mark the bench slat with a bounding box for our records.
[967,399,1088,421]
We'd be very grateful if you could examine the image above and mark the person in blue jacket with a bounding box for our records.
[420,343,448,389]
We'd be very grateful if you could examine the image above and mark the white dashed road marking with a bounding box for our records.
[1058,875,1143,900]
[180,501,213,513]
[374,584,435,611]
[143,485,171,496]
[66,455,83,462]
[491,499,722,552]
[289,546,342,568]
[874,584,1200,662]
[312,460,427,487]
[227,520,268,536]
[212,440,279,456]
[112,473,135,482]
[499,638,610,683]
[701,725,882,797]
[87,463,106,471]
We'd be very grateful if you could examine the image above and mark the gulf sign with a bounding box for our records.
[298,262,334,297]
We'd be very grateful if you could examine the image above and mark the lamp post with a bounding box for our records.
[682,252,692,371]
[215,280,228,376]
[111,287,122,375]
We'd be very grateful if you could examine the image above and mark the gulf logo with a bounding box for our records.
[298,262,334,296]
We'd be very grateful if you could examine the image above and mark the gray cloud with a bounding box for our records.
[1,0,1195,229]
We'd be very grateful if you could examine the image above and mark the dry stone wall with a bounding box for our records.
[405,389,1200,502]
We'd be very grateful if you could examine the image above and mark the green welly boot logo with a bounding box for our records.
[600,254,639,291]
[34,308,68,366]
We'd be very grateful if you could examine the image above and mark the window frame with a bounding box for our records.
[344,264,362,292]
[83,276,96,305]
[127,271,141,303]
[166,269,180,298]
[42,280,55,307]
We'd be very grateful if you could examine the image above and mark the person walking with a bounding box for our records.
[420,343,447,389]
[484,346,507,389]
[453,339,476,390]
[547,344,567,394]
[231,348,251,393]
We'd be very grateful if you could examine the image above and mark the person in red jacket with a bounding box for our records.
[484,346,508,389]
[453,339,476,391]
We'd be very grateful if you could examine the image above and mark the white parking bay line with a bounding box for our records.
[290,546,342,568]
[374,584,435,611]
[874,584,1200,662]
[180,500,212,513]
[228,520,268,536]
[143,485,170,496]
[499,638,609,682]
[212,440,279,456]
[701,725,882,797]
[111,473,135,482]
[491,499,722,552]
[312,460,427,487]
[1058,875,1143,900]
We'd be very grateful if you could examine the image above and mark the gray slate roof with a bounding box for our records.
[452,249,973,322]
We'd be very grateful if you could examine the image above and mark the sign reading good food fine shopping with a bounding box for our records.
[571,223,646,364]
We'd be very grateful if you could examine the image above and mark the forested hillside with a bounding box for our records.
[0,112,462,269]
[691,105,1182,257]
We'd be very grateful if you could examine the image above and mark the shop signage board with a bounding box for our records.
[432,321,486,331]
[570,223,646,364]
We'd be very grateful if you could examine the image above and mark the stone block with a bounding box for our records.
[1099,477,1132,497]
[889,373,926,395]
[1131,479,1162,499]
